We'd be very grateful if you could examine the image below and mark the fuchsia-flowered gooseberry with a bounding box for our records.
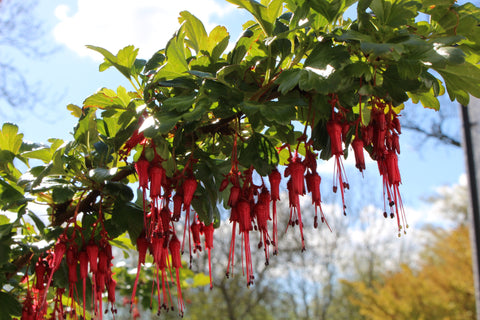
[326,119,349,215]
[169,234,185,316]
[202,223,215,290]
[23,91,409,320]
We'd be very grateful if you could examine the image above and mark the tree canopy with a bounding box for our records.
[1,0,480,319]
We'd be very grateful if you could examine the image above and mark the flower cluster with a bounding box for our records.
[130,138,216,317]
[23,209,116,320]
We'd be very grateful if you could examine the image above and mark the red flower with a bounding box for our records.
[79,250,89,319]
[149,164,165,199]
[202,223,215,290]
[305,171,330,229]
[172,193,183,222]
[327,119,349,214]
[268,169,281,254]
[352,137,366,172]
[135,156,150,191]
[237,199,254,286]
[131,235,149,311]
[287,178,306,251]
[34,258,46,291]
[327,120,343,156]
[169,234,185,316]
[228,185,241,207]
[191,219,203,253]
[182,178,197,208]
[284,156,305,195]
[255,188,271,264]
[86,242,99,273]
[66,245,78,284]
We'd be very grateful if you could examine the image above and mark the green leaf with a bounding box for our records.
[154,30,189,80]
[88,168,118,183]
[0,150,14,164]
[369,0,421,28]
[145,50,166,72]
[228,29,257,65]
[20,148,50,163]
[226,0,283,36]
[163,95,196,113]
[103,182,134,202]
[275,69,303,94]
[360,42,405,60]
[73,108,99,148]
[179,11,208,54]
[408,90,440,110]
[111,201,144,245]
[87,45,139,80]
[238,132,279,176]
[67,104,82,118]
[27,211,46,235]
[0,179,25,211]
[436,62,480,105]
[52,187,75,204]
[156,112,182,134]
[83,87,129,109]
[0,123,23,155]
[0,291,22,319]
[304,41,350,69]
[208,26,230,61]
[21,139,64,164]
[310,0,347,23]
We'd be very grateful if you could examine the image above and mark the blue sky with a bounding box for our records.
[1,0,466,228]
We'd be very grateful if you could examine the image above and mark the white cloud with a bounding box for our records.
[54,0,235,60]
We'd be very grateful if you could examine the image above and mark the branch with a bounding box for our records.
[52,166,136,226]
[402,123,461,147]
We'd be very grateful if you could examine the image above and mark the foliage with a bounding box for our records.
[343,225,475,319]
[1,0,480,318]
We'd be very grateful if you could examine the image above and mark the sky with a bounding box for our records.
[0,0,467,232]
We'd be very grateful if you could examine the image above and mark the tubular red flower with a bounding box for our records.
[203,223,215,290]
[160,207,172,237]
[237,199,252,233]
[287,178,306,251]
[255,188,271,265]
[352,138,366,172]
[86,242,99,273]
[52,240,67,272]
[327,119,349,214]
[191,219,203,253]
[149,165,165,199]
[268,169,281,201]
[135,157,150,190]
[182,178,197,208]
[169,234,185,316]
[35,258,46,291]
[172,193,183,222]
[392,116,401,133]
[79,250,89,320]
[268,169,281,254]
[98,249,109,274]
[392,133,400,154]
[327,120,343,156]
[285,158,305,195]
[131,234,149,312]
[228,185,241,207]
[237,199,254,286]
[169,234,182,269]
[66,246,78,284]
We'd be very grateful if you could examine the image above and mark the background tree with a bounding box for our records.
[0,0,49,118]
[343,182,475,319]
[0,1,479,319]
